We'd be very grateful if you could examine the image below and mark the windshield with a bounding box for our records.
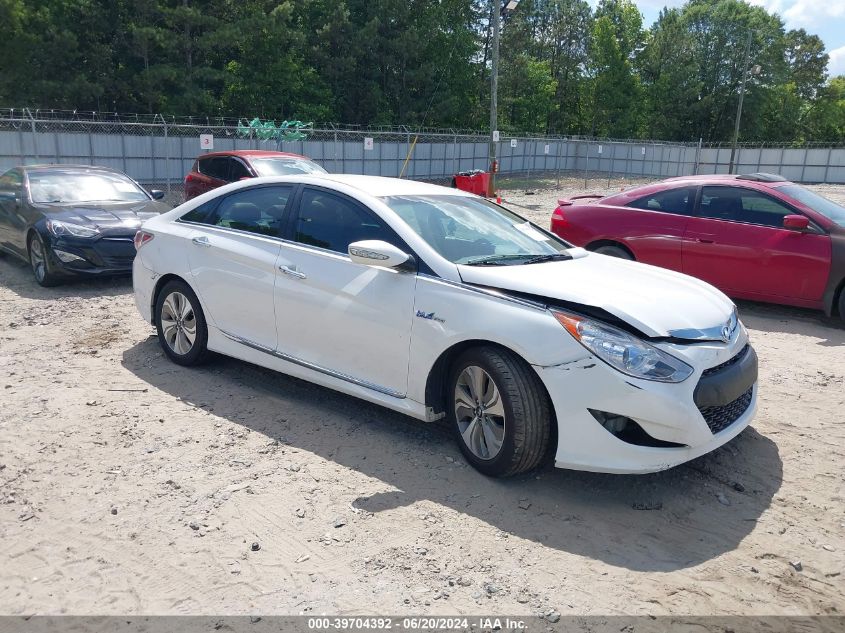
[251,157,327,177]
[779,184,845,227]
[382,194,571,265]
[29,170,149,204]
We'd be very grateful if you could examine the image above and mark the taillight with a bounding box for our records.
[134,230,154,250]
[185,172,198,182]
[551,207,567,230]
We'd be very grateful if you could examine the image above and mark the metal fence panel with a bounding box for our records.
[4,111,845,196]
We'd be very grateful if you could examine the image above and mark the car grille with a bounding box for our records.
[94,236,135,268]
[697,386,753,434]
[702,344,749,376]
[99,254,135,268]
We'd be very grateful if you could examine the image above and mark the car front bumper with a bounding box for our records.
[46,234,137,277]
[535,333,757,474]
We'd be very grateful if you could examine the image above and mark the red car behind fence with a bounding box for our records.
[185,150,327,200]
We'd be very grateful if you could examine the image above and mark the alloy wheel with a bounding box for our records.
[454,365,506,460]
[30,237,46,282]
[160,291,197,355]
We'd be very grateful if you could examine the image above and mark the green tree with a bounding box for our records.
[804,77,845,142]
[639,8,701,140]
[499,54,557,132]
[589,14,641,137]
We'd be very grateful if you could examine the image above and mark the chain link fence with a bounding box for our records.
[3,108,845,207]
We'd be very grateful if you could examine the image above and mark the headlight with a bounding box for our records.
[552,310,693,383]
[46,219,100,238]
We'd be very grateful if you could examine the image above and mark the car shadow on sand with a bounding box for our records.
[122,336,782,573]
[736,299,845,346]
[0,252,133,300]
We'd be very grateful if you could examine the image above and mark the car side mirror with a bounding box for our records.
[348,240,414,271]
[150,190,165,200]
[783,214,809,231]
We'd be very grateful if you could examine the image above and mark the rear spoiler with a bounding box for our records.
[557,194,604,207]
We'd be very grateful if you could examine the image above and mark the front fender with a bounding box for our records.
[406,274,589,405]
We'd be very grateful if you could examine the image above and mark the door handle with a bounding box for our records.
[696,238,714,244]
[191,236,211,247]
[279,264,307,279]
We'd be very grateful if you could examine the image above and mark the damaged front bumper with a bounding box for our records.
[536,331,757,474]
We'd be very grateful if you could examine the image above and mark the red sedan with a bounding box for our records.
[550,173,845,319]
[184,150,327,200]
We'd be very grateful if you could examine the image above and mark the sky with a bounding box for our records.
[593,0,845,77]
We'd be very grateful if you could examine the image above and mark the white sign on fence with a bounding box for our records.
[510,139,517,148]
[493,130,500,142]
[544,144,550,154]
[641,147,646,155]
[597,145,603,154]
[363,137,374,151]
[200,134,214,150]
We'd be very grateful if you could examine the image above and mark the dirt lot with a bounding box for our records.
[1,178,844,616]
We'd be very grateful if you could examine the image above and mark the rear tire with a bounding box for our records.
[28,232,62,287]
[447,346,552,477]
[154,280,210,366]
[593,244,633,260]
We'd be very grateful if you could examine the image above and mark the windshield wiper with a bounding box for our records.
[522,253,573,265]
[464,254,537,266]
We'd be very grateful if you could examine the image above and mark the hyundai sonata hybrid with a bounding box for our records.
[133,175,758,477]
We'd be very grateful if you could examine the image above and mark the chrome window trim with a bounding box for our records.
[219,329,406,399]
[177,220,289,248]
[178,219,356,262]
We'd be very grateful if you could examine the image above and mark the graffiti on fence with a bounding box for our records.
[235,118,313,142]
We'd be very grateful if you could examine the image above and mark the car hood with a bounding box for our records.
[38,200,169,231]
[457,249,736,339]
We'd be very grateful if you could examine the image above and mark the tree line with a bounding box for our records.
[2,0,844,143]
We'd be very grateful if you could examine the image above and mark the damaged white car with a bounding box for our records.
[133,175,758,477]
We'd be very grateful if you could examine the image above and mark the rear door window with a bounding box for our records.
[228,158,251,181]
[198,157,230,181]
[627,187,695,215]
[185,186,294,237]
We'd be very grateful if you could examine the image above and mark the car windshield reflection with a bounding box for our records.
[382,194,570,264]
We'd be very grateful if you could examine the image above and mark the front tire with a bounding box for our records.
[28,232,62,287]
[155,280,210,366]
[448,346,552,477]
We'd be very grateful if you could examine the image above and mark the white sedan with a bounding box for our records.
[132,175,758,477]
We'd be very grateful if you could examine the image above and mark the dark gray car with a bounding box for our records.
[0,164,170,286]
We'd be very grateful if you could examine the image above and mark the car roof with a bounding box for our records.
[662,173,790,187]
[600,173,794,204]
[306,174,474,198]
[19,163,122,173]
[199,150,307,159]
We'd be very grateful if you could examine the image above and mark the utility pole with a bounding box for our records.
[728,31,753,174]
[489,0,500,196]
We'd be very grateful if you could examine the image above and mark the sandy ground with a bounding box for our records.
[1,177,844,617]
